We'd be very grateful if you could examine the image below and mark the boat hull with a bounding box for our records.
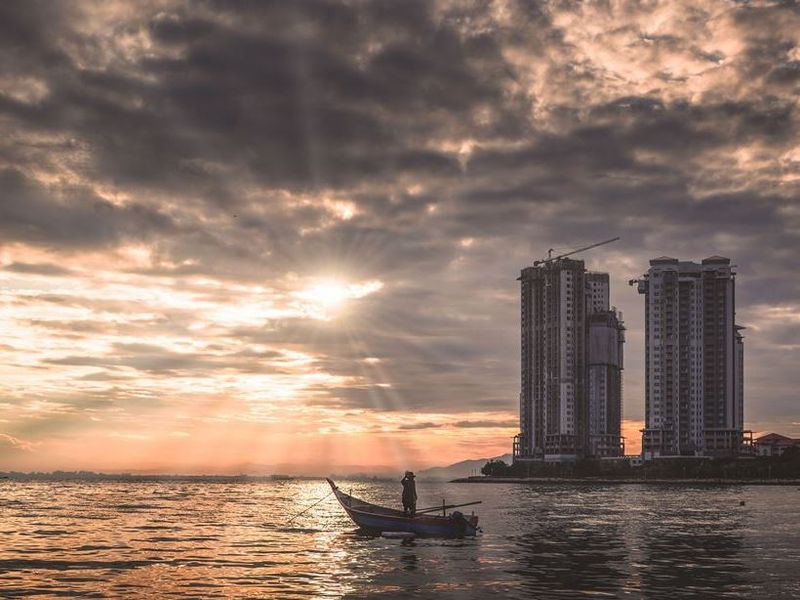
[344,508,478,537]
[326,478,479,538]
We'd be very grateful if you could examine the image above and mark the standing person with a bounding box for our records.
[401,471,417,516]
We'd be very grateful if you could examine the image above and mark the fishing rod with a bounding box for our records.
[286,489,333,524]
[414,500,482,515]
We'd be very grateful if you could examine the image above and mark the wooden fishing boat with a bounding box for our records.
[326,478,480,537]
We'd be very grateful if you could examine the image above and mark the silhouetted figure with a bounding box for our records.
[401,471,417,516]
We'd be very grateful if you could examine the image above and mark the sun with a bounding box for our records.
[303,280,351,308]
[296,278,384,319]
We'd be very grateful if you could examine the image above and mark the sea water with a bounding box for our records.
[1,479,798,598]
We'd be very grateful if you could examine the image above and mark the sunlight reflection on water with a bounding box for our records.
[0,480,799,598]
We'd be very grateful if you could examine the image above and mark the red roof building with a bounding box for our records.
[753,433,800,457]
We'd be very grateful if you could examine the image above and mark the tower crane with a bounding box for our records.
[533,237,620,267]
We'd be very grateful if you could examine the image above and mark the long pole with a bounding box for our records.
[415,500,482,515]
[286,489,333,524]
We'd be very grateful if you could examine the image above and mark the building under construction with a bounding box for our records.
[514,240,625,462]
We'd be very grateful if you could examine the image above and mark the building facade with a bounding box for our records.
[634,256,745,459]
[514,260,624,462]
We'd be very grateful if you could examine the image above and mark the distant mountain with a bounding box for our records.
[417,454,513,481]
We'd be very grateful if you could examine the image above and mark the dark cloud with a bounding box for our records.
[0,0,520,200]
[45,342,292,377]
[3,262,74,276]
[452,420,519,429]
[0,168,176,249]
[397,422,441,431]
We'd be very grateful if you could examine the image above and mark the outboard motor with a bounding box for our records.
[450,511,468,535]
[449,510,481,536]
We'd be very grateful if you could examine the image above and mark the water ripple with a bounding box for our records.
[1,481,799,598]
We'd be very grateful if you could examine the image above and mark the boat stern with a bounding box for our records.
[449,511,480,537]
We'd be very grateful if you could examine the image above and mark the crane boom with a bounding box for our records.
[533,237,620,266]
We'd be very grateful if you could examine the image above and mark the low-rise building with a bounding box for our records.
[753,433,800,457]
[626,455,644,467]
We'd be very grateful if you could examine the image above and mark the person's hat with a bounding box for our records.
[405,470,415,478]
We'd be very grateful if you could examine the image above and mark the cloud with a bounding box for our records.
[0,0,798,470]
[0,168,176,249]
[3,262,74,276]
[397,422,441,431]
[452,419,519,429]
[0,433,36,453]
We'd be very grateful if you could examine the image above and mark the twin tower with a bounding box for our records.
[513,255,744,462]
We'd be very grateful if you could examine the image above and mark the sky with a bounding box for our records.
[1,0,799,474]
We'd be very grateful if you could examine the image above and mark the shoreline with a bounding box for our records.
[451,476,800,486]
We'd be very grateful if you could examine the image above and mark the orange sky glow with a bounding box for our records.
[0,245,524,472]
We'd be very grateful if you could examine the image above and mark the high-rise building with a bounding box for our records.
[634,256,745,458]
[514,260,624,462]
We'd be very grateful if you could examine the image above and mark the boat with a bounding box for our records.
[326,478,480,537]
